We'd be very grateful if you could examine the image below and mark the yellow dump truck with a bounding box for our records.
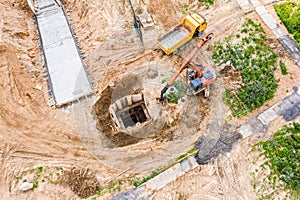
[157,12,207,55]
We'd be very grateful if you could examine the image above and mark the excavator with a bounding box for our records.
[160,33,215,103]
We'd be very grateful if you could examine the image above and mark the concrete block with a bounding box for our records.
[238,117,265,138]
[187,156,199,170]
[180,159,191,173]
[238,123,255,138]
[120,97,128,107]
[146,163,185,191]
[274,99,294,115]
[297,87,300,96]
[127,96,132,106]
[261,13,278,30]
[272,27,285,38]
[132,94,143,103]
[116,100,123,110]
[258,108,278,126]
[236,0,252,11]
[250,0,262,7]
[255,6,267,16]
[288,93,300,105]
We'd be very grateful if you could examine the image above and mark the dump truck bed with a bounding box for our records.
[158,26,191,50]
[157,13,206,55]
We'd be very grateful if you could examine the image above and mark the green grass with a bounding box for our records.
[198,0,214,5]
[165,80,186,104]
[253,122,300,199]
[212,19,278,118]
[176,147,197,162]
[279,60,288,75]
[132,171,159,187]
[274,2,300,46]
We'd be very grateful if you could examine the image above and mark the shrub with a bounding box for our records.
[253,123,300,199]
[198,0,214,5]
[212,19,278,118]
[274,2,300,46]
[279,60,288,75]
[165,80,186,104]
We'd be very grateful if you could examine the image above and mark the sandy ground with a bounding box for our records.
[0,1,116,199]
[0,0,299,199]
[149,1,300,199]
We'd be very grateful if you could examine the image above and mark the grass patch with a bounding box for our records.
[161,78,168,84]
[165,80,186,104]
[274,2,300,46]
[198,0,214,5]
[279,60,288,75]
[253,122,300,199]
[176,147,197,162]
[132,171,159,187]
[212,19,278,118]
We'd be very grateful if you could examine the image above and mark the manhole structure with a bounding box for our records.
[72,30,210,172]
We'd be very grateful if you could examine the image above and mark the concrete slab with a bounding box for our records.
[187,156,199,170]
[260,13,278,30]
[37,11,72,47]
[145,164,185,191]
[251,0,300,68]
[180,159,191,173]
[279,35,300,60]
[274,98,294,115]
[238,118,265,138]
[236,0,254,13]
[255,6,267,16]
[258,108,278,126]
[272,27,285,38]
[250,0,262,7]
[180,156,199,173]
[288,93,300,105]
[236,0,252,9]
[238,123,255,138]
[297,88,300,97]
[36,4,92,106]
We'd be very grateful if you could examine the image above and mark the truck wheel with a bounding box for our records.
[194,30,203,37]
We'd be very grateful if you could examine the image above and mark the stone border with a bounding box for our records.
[110,0,300,197]
[236,0,300,67]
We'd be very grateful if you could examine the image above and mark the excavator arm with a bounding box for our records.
[160,33,214,103]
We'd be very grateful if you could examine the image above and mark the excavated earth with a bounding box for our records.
[1,0,300,199]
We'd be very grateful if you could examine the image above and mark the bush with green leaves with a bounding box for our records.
[253,122,300,199]
[274,2,300,46]
[165,80,186,104]
[280,60,288,75]
[198,0,214,5]
[212,19,278,118]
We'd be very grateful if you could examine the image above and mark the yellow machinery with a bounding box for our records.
[157,12,207,55]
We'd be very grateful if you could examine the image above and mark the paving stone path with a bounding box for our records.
[112,1,300,199]
[239,86,300,138]
[111,88,300,200]
[236,0,300,67]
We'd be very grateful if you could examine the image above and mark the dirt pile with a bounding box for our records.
[0,1,115,199]
[148,0,180,29]
[219,64,243,91]
[195,123,242,164]
[65,167,101,198]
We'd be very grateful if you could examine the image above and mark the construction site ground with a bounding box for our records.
[0,0,299,199]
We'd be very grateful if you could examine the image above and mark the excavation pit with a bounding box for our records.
[109,94,151,131]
